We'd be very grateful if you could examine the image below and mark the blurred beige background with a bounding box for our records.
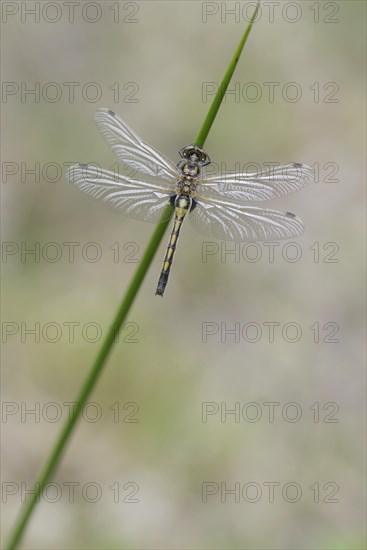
[1,1,366,548]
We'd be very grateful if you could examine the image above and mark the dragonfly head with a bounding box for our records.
[179,145,211,166]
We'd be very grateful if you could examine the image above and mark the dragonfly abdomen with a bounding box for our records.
[155,195,191,297]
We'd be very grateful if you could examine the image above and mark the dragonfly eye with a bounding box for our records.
[200,152,211,166]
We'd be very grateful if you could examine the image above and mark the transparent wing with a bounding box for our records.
[66,164,174,223]
[199,163,314,202]
[94,108,178,182]
[190,195,305,241]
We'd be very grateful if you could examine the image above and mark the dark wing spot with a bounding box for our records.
[79,163,88,168]
[293,163,303,168]
[169,194,177,206]
[190,198,198,212]
[108,109,116,117]
[286,212,296,219]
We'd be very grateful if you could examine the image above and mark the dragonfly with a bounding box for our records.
[66,109,313,296]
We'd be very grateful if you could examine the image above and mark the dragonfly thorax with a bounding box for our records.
[181,161,200,178]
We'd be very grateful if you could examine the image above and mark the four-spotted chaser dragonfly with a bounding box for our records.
[66,109,313,296]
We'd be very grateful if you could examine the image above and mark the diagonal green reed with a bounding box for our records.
[6,4,259,548]
[195,2,259,148]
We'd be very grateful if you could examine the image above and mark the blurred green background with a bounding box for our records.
[1,1,366,548]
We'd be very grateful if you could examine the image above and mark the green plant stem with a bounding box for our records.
[6,205,173,550]
[195,0,259,148]
[6,5,259,548]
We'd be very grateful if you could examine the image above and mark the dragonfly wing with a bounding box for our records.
[199,163,314,202]
[66,164,174,223]
[94,108,178,182]
[190,195,305,241]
